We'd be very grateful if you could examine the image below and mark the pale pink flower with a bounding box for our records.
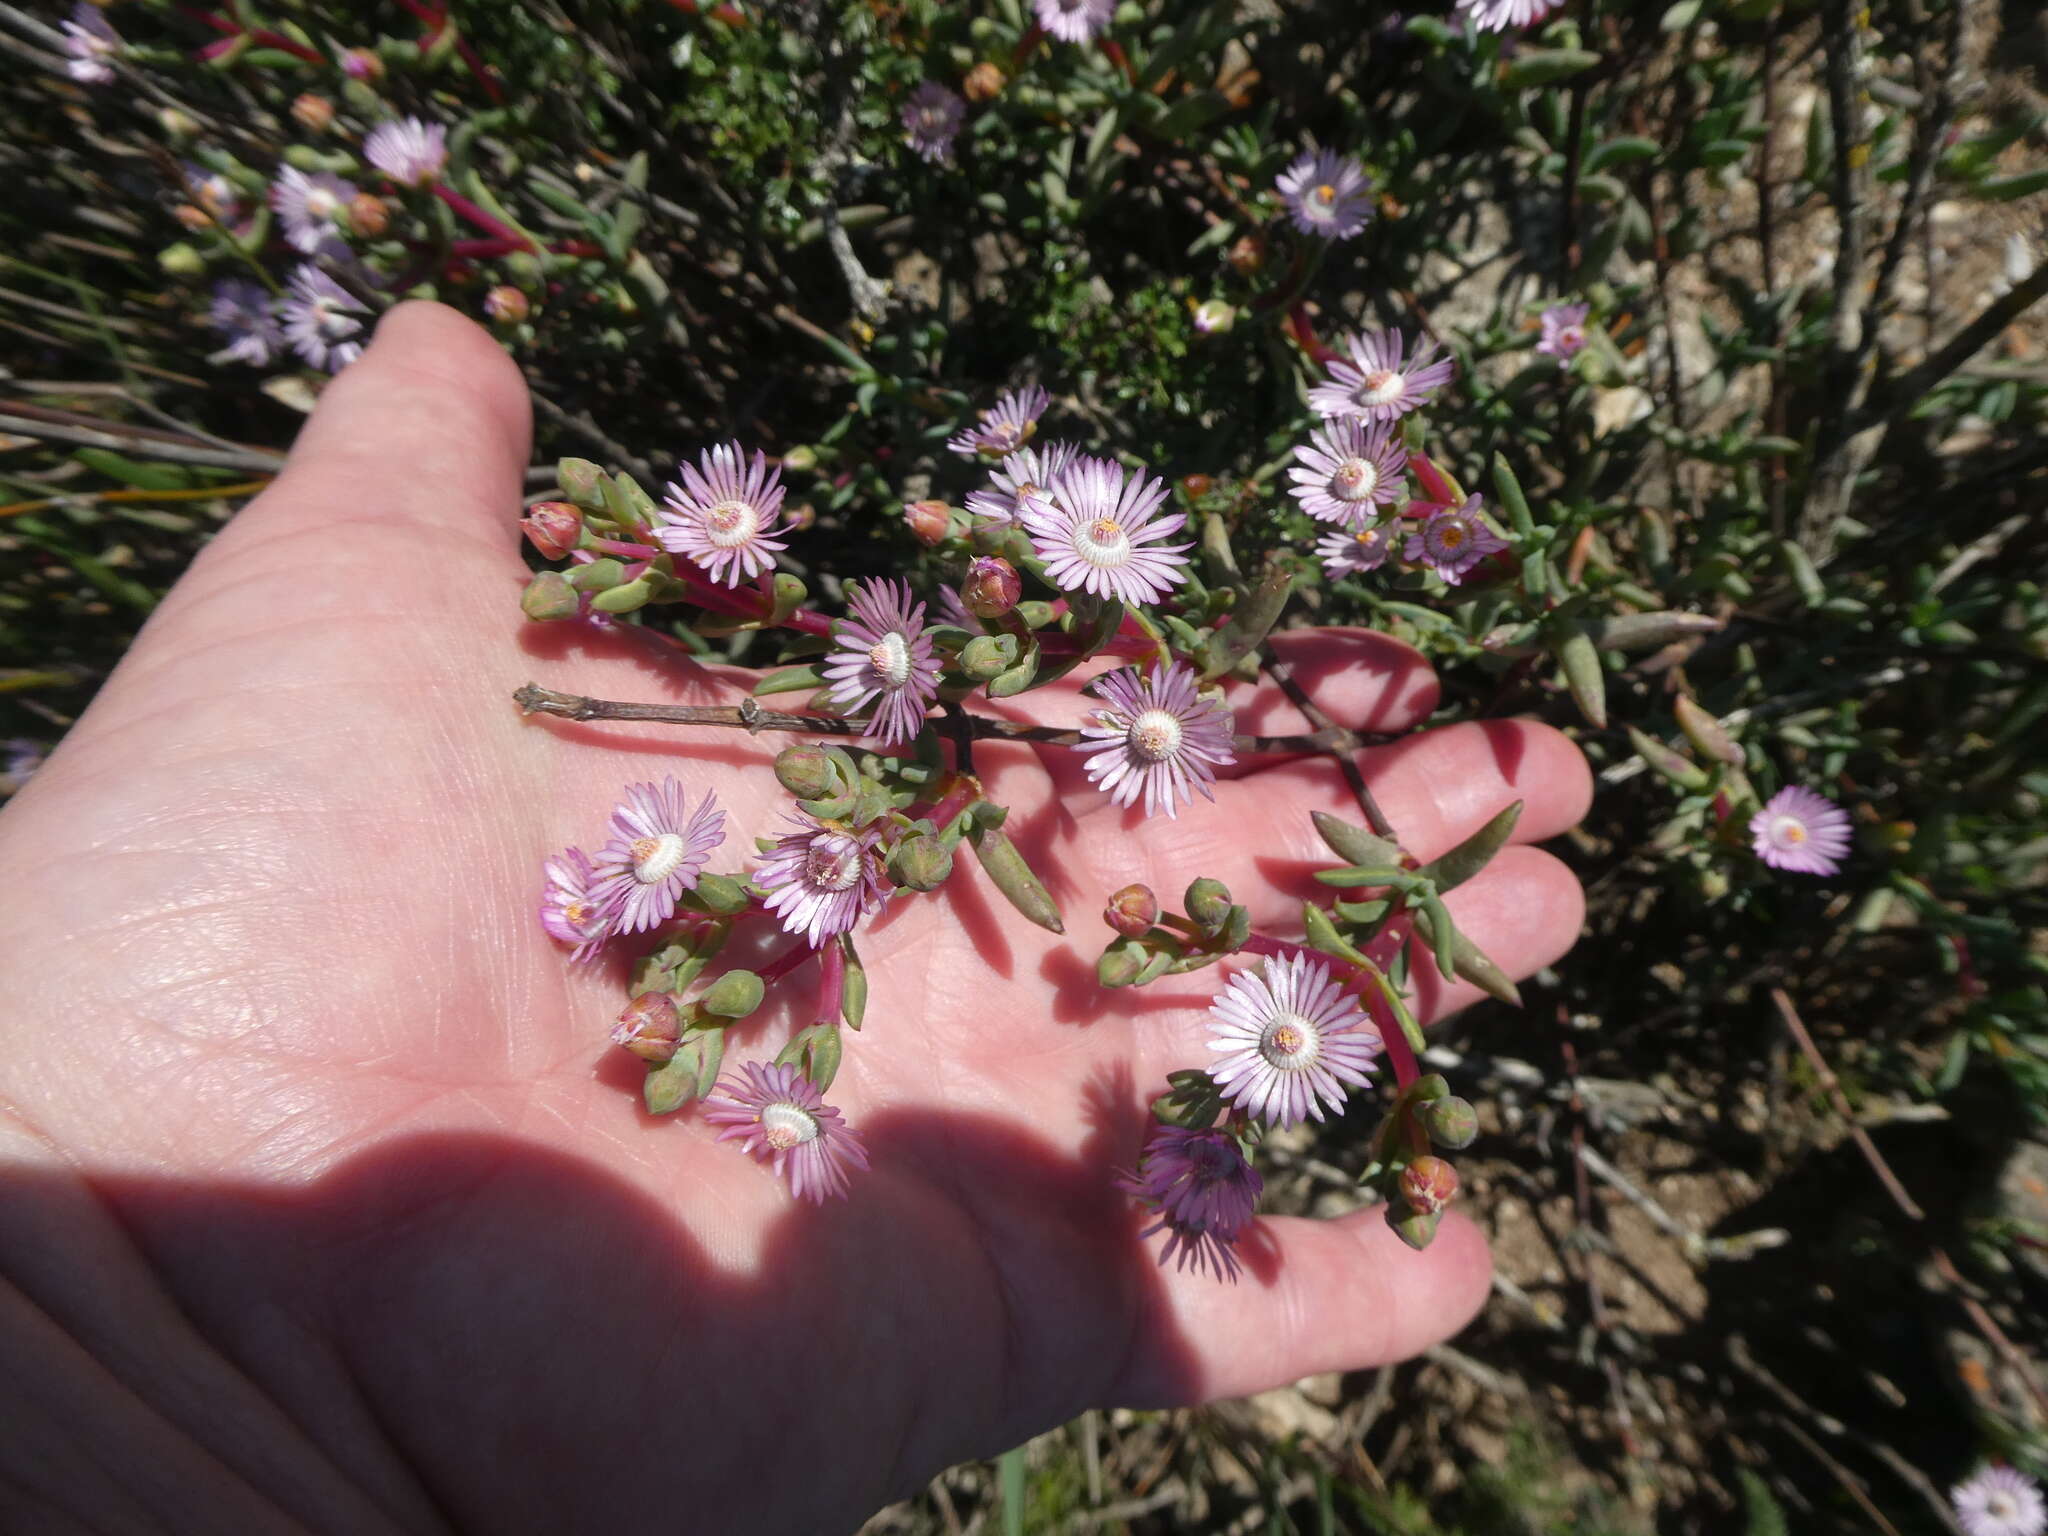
[1315,522,1396,580]
[1455,0,1566,31]
[948,386,1051,459]
[822,580,941,746]
[1307,327,1457,422]
[705,1062,870,1203]
[1207,953,1380,1128]
[589,779,727,935]
[279,265,369,373]
[965,441,1079,527]
[1536,301,1591,361]
[1288,417,1408,524]
[757,817,890,947]
[901,81,965,165]
[539,847,620,961]
[363,116,448,187]
[1404,494,1507,583]
[1749,786,1852,877]
[1018,455,1191,607]
[61,2,119,84]
[1275,148,1374,242]
[270,165,358,254]
[1953,1466,2047,1536]
[1075,662,1235,820]
[207,279,282,368]
[653,443,790,587]
[1034,0,1115,44]
[1120,1124,1262,1281]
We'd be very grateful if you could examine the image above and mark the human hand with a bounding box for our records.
[0,305,1589,1534]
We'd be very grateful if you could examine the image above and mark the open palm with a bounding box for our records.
[0,306,1589,1534]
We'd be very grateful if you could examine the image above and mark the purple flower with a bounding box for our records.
[363,116,448,187]
[704,1062,870,1204]
[965,441,1079,527]
[206,279,283,368]
[539,847,620,961]
[901,82,966,166]
[653,443,790,588]
[1536,301,1591,362]
[61,2,118,84]
[1288,417,1408,525]
[1034,0,1115,43]
[1307,327,1457,422]
[1120,1124,1262,1281]
[1275,148,1375,242]
[1315,522,1396,580]
[1075,662,1236,820]
[1749,786,1852,877]
[757,817,890,947]
[2,739,45,781]
[1207,953,1380,1128]
[270,166,359,254]
[1954,1467,2047,1536]
[822,579,942,747]
[1454,0,1567,31]
[280,265,370,373]
[1404,494,1507,584]
[184,164,245,226]
[1018,455,1191,607]
[589,779,727,935]
[948,385,1050,459]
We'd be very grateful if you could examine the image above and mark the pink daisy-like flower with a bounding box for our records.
[757,817,890,947]
[1536,301,1591,362]
[363,116,448,187]
[1207,953,1380,1128]
[1288,417,1408,525]
[589,779,727,935]
[704,1061,870,1204]
[901,81,965,165]
[1120,1124,1263,1281]
[965,441,1079,527]
[539,846,621,962]
[184,164,245,226]
[207,279,282,368]
[1749,785,1852,877]
[279,265,370,373]
[61,2,119,84]
[1018,455,1191,607]
[1075,662,1236,820]
[270,166,359,254]
[1315,522,1396,580]
[653,443,790,588]
[1455,0,1567,31]
[1275,148,1375,242]
[947,385,1050,459]
[1404,494,1508,584]
[822,580,942,746]
[1307,327,1458,422]
[1034,0,1115,43]
[1953,1467,2047,1536]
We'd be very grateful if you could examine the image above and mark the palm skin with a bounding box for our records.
[0,306,1589,1534]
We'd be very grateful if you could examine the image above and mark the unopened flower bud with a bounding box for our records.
[1390,1206,1441,1251]
[1399,1155,1460,1217]
[173,203,211,232]
[520,501,582,559]
[291,93,335,134]
[347,193,389,238]
[158,242,204,276]
[157,106,199,142]
[963,61,1006,102]
[774,743,837,800]
[780,444,818,473]
[699,968,764,1019]
[484,285,529,324]
[520,569,580,621]
[612,992,681,1063]
[1421,1096,1478,1150]
[959,633,1018,682]
[339,47,384,81]
[904,498,953,546]
[962,556,1021,619]
[1104,883,1159,938]
[556,458,605,510]
[1097,943,1146,988]
[782,502,816,533]
[890,832,954,892]
[1191,299,1236,335]
[1185,877,1232,935]
[1226,232,1266,276]
[1180,473,1213,499]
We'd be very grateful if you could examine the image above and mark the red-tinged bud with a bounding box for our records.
[961,556,1021,619]
[521,501,582,559]
[173,203,210,232]
[520,569,580,621]
[1184,877,1232,934]
[1104,883,1159,938]
[963,61,1006,102]
[1180,473,1214,498]
[904,499,953,546]
[1399,1155,1460,1216]
[290,93,334,134]
[339,47,383,82]
[612,992,681,1062]
[347,193,389,238]
[782,502,817,533]
[774,743,837,800]
[1421,1096,1478,1150]
[484,285,530,324]
[1226,232,1266,276]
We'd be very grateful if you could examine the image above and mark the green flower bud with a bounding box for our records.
[1097,942,1147,988]
[774,744,837,800]
[556,458,606,511]
[158,242,205,276]
[698,969,764,1019]
[1185,878,1232,935]
[520,569,580,621]
[959,633,1019,682]
[1390,1205,1441,1251]
[1421,1096,1479,1150]
[780,445,819,472]
[890,833,954,892]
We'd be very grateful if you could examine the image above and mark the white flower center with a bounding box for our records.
[1127,707,1183,762]
[1557,326,1583,351]
[1074,516,1132,567]
[804,834,864,892]
[761,1101,820,1151]
[703,498,760,547]
[305,187,339,221]
[1356,369,1405,407]
[1331,457,1378,502]
[1259,1013,1321,1070]
[630,832,689,885]
[867,631,912,688]
[1770,816,1809,848]
[313,299,357,339]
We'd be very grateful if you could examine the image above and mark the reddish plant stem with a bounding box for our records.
[1239,932,1421,1090]
[430,184,534,251]
[814,942,845,1027]
[1010,24,1044,69]
[755,943,812,988]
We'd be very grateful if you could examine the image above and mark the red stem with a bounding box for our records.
[430,183,534,251]
[814,943,845,1027]
[755,944,812,988]
[251,28,323,62]
[1238,932,1421,1090]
